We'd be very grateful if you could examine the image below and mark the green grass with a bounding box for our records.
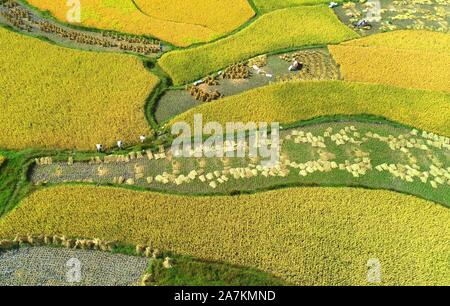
[171,81,450,138]
[147,254,287,286]
[158,6,357,85]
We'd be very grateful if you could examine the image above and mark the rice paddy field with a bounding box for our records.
[0,0,449,287]
[0,26,157,150]
[171,81,450,137]
[158,6,358,85]
[329,31,450,92]
[0,186,449,286]
[25,0,255,46]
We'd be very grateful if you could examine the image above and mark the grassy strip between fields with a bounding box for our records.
[170,81,450,138]
[0,185,448,285]
[159,5,358,85]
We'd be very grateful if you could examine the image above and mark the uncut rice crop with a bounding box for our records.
[170,81,450,137]
[134,0,255,34]
[158,6,358,85]
[0,156,5,167]
[253,0,341,13]
[329,31,450,92]
[0,27,158,150]
[26,0,254,46]
[338,30,450,52]
[0,185,448,285]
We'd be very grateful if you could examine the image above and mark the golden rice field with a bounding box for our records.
[0,185,448,286]
[170,81,450,137]
[0,27,158,150]
[134,0,255,34]
[338,31,450,53]
[27,0,255,46]
[329,31,450,92]
[158,6,358,85]
[253,0,338,13]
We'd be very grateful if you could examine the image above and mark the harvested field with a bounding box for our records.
[170,81,450,138]
[0,1,164,56]
[0,246,148,286]
[334,0,450,35]
[158,6,358,85]
[155,48,339,123]
[0,27,158,150]
[0,186,448,285]
[30,121,450,206]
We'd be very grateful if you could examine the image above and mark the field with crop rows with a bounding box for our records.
[0,0,449,287]
[0,27,158,150]
[0,246,148,286]
[253,0,341,13]
[329,31,450,92]
[0,185,448,286]
[158,6,358,85]
[25,0,254,46]
[171,81,450,137]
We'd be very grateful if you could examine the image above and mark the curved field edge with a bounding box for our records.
[170,81,450,138]
[0,26,159,151]
[133,0,255,34]
[158,5,358,85]
[0,185,448,285]
[22,0,255,47]
[0,244,286,286]
[30,118,450,207]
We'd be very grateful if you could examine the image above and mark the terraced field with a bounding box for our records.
[171,81,450,137]
[0,186,448,285]
[0,0,449,287]
[329,31,450,92]
[159,6,358,85]
[0,26,158,150]
[25,0,255,46]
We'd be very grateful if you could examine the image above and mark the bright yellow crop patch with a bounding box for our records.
[27,0,255,46]
[134,0,255,34]
[1,185,449,285]
[0,27,157,150]
[171,81,450,137]
[252,0,339,13]
[329,31,450,92]
[337,30,450,53]
[159,6,358,85]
